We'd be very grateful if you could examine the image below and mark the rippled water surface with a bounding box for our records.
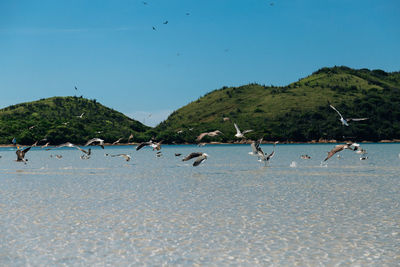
[1,143,399,266]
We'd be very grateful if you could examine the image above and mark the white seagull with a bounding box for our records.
[324,143,357,161]
[85,138,105,149]
[330,104,368,126]
[111,154,131,161]
[76,112,85,119]
[182,152,209,166]
[234,123,253,138]
[196,130,223,142]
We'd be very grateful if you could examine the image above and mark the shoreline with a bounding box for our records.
[1,139,400,147]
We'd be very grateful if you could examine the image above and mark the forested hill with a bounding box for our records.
[0,96,150,145]
[154,66,400,143]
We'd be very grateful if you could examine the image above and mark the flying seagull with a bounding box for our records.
[16,147,31,163]
[111,154,131,161]
[76,112,85,119]
[251,139,278,165]
[324,143,356,161]
[163,21,168,24]
[151,140,162,151]
[112,138,123,145]
[234,123,253,138]
[329,104,368,126]
[75,86,78,91]
[85,138,105,149]
[136,140,162,151]
[152,26,156,31]
[46,142,91,155]
[128,133,134,142]
[182,152,209,166]
[196,130,223,142]
[41,142,50,148]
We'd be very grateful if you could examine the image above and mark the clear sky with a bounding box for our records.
[1,0,399,126]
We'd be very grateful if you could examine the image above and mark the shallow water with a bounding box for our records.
[0,143,399,265]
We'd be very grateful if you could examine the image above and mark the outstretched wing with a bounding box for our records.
[242,129,253,134]
[136,142,151,151]
[324,145,345,161]
[182,152,203,161]
[234,123,241,134]
[329,105,344,119]
[193,155,207,166]
[347,118,368,122]
[196,133,208,142]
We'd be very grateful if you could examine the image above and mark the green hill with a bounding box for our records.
[154,66,400,142]
[0,96,150,145]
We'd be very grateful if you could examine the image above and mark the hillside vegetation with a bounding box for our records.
[155,66,400,142]
[0,96,150,145]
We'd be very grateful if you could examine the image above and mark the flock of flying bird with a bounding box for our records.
[9,103,371,166]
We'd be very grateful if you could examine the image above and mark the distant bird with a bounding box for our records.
[136,141,152,151]
[41,142,50,148]
[234,123,253,138]
[177,130,184,134]
[142,1,148,5]
[300,154,311,159]
[223,117,230,122]
[85,138,105,149]
[175,153,182,156]
[156,151,162,157]
[196,130,223,142]
[182,152,209,166]
[16,147,31,163]
[128,133,134,142]
[152,26,156,31]
[74,86,78,90]
[360,156,368,160]
[111,154,131,161]
[329,104,368,126]
[29,125,36,130]
[290,161,297,168]
[197,142,206,147]
[55,155,63,159]
[112,138,123,145]
[324,143,356,161]
[62,122,69,126]
[12,137,16,145]
[76,113,85,119]
[163,21,168,24]
[186,12,190,16]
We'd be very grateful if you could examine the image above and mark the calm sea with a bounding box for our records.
[0,143,399,266]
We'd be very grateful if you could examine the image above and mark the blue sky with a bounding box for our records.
[1,0,399,126]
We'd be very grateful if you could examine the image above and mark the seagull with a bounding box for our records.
[360,156,368,160]
[41,142,50,148]
[128,133,134,142]
[142,1,148,5]
[234,123,253,138]
[163,21,168,24]
[16,147,31,163]
[85,138,105,149]
[55,155,63,159]
[196,130,223,142]
[29,125,36,130]
[182,152,209,166]
[74,86,78,90]
[300,155,311,159]
[31,141,38,147]
[152,26,156,31]
[151,140,163,151]
[223,117,230,122]
[324,143,356,161]
[46,142,91,155]
[252,140,278,165]
[329,104,368,126]
[76,113,85,118]
[112,138,123,145]
[111,154,131,161]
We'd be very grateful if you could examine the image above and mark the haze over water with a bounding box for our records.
[1,143,399,265]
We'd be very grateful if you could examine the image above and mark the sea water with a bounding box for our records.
[0,143,399,265]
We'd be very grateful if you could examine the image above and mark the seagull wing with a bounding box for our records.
[74,145,90,155]
[196,133,208,142]
[324,145,345,161]
[136,142,151,151]
[182,152,203,161]
[330,105,344,119]
[242,129,253,134]
[347,118,369,122]
[234,123,241,135]
[193,155,207,166]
